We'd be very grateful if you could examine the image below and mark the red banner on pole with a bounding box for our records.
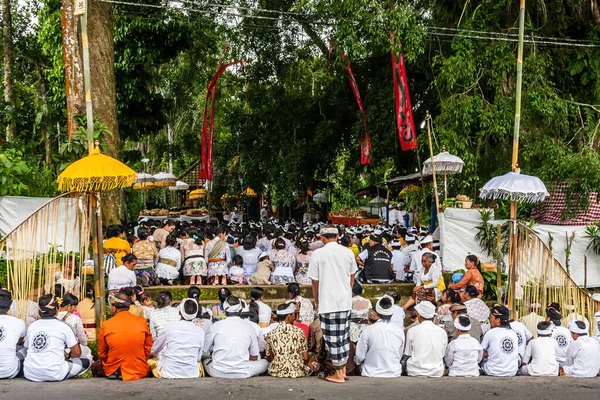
[392,53,418,151]
[199,60,243,181]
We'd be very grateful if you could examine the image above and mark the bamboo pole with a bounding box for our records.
[584,254,588,290]
[496,223,502,301]
[80,0,94,153]
[425,111,440,214]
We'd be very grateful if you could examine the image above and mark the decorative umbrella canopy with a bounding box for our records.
[57,146,137,192]
[221,193,230,201]
[168,180,190,191]
[479,172,549,203]
[369,195,385,205]
[422,149,464,175]
[134,173,155,183]
[243,187,257,197]
[399,184,421,197]
[189,188,206,200]
[313,192,327,203]
[133,182,155,190]
[153,172,177,187]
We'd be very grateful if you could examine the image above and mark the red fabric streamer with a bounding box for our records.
[199,60,243,181]
[392,53,418,151]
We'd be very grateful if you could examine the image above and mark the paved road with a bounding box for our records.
[1,376,599,399]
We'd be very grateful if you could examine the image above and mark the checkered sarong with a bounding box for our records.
[319,310,351,368]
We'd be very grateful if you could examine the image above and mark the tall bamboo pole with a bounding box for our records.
[508,0,526,316]
[425,111,440,214]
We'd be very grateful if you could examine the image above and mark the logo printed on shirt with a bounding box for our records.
[554,334,569,348]
[499,336,515,354]
[31,332,50,352]
[515,331,523,346]
[0,325,5,343]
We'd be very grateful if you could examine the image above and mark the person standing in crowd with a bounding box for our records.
[308,226,358,384]
[404,301,447,377]
[205,226,231,286]
[355,296,405,378]
[449,255,484,300]
[356,234,394,284]
[103,225,131,267]
[480,305,519,377]
[181,229,207,286]
[265,303,309,378]
[545,303,573,366]
[150,298,205,379]
[260,204,269,223]
[24,294,91,382]
[93,293,152,381]
[156,235,182,285]
[107,254,137,292]
[444,315,483,377]
[561,320,600,377]
[132,229,159,287]
[203,296,269,378]
[153,219,177,249]
[149,291,180,341]
[0,289,26,379]
[520,322,559,376]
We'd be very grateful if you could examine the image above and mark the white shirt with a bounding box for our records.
[404,320,447,377]
[149,307,180,340]
[563,336,600,377]
[24,318,78,382]
[243,319,266,352]
[255,300,272,325]
[519,312,545,338]
[308,241,358,314]
[522,336,558,376]
[509,320,533,358]
[57,311,87,346]
[481,327,519,377]
[391,250,407,281]
[551,324,573,366]
[409,248,442,276]
[151,320,204,379]
[107,265,136,290]
[0,315,26,379]
[444,334,483,377]
[235,247,262,276]
[355,320,405,378]
[204,316,260,377]
[391,305,405,327]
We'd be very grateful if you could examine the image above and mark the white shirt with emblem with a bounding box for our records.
[0,315,26,379]
[509,320,533,358]
[481,327,519,377]
[24,318,78,382]
[551,324,573,366]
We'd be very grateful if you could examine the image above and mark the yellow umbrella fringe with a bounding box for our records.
[57,175,136,192]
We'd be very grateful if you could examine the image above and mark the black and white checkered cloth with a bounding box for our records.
[319,310,351,368]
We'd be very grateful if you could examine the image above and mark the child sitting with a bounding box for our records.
[444,315,483,377]
[249,253,274,285]
[138,292,155,320]
[228,255,246,284]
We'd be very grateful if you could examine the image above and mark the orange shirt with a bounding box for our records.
[98,310,153,381]
[452,268,484,294]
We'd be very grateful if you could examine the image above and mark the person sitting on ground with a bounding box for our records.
[448,255,484,300]
[149,298,205,379]
[404,301,448,377]
[444,303,483,343]
[560,320,600,377]
[356,234,395,284]
[384,291,406,327]
[203,296,269,379]
[120,287,144,318]
[480,305,519,377]
[103,225,131,267]
[24,294,91,382]
[287,282,315,326]
[211,287,231,322]
[350,282,372,345]
[107,254,137,292]
[390,239,408,282]
[240,303,267,354]
[156,235,182,285]
[132,229,159,287]
[77,283,97,343]
[265,303,309,378]
[249,252,274,285]
[545,303,572,366]
[464,285,491,334]
[0,289,27,379]
[149,291,180,341]
[437,288,461,326]
[153,219,177,250]
[520,321,558,376]
[57,293,92,359]
[93,292,152,381]
[355,296,405,378]
[444,314,483,377]
[402,252,444,311]
[249,287,272,329]
[509,313,533,362]
[228,255,246,285]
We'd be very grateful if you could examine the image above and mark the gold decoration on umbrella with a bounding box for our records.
[133,182,156,190]
[243,187,257,197]
[152,172,177,187]
[221,193,229,201]
[399,184,421,197]
[189,188,206,200]
[57,146,137,192]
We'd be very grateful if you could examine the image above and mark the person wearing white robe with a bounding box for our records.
[520,322,559,376]
[561,320,600,378]
[444,315,483,377]
[404,301,447,377]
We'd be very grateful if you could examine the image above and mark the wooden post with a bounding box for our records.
[584,254,588,290]
[425,111,440,214]
[92,193,105,341]
[496,223,502,301]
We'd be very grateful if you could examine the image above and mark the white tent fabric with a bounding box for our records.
[439,208,600,287]
[0,196,82,252]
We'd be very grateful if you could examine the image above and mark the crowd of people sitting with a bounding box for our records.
[1,222,600,383]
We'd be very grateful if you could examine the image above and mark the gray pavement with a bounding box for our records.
[1,376,600,400]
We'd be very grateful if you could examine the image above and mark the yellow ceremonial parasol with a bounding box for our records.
[57,146,137,192]
[189,188,206,200]
[243,187,257,197]
[399,184,421,197]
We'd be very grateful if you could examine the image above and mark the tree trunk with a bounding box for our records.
[36,64,52,165]
[3,0,17,141]
[61,0,85,138]
[87,0,123,224]
[592,0,600,29]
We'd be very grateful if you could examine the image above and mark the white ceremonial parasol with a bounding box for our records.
[422,147,464,200]
[168,180,190,191]
[152,172,177,187]
[369,195,385,204]
[479,171,549,203]
[134,172,155,183]
[313,192,328,203]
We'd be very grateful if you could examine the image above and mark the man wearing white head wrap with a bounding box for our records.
[355,297,405,378]
[444,315,483,377]
[150,299,205,379]
[519,321,558,376]
[561,320,600,377]
[203,296,269,379]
